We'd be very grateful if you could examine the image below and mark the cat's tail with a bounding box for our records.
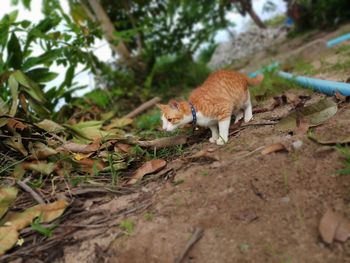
[246,74,264,86]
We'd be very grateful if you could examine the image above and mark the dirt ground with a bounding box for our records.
[4,26,350,263]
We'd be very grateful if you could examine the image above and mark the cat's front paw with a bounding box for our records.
[209,137,217,143]
[216,138,227,145]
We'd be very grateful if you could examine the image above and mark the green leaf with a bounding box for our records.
[22,49,62,70]
[26,68,58,83]
[21,0,31,10]
[0,97,9,115]
[31,216,55,237]
[20,20,31,28]
[8,10,19,23]
[62,65,75,88]
[7,33,23,69]
[8,75,19,116]
[0,16,10,49]
[27,97,50,117]
[12,71,46,103]
[0,98,9,128]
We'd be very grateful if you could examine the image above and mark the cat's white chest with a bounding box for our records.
[196,112,217,127]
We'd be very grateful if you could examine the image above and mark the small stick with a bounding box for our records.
[124,97,161,119]
[17,180,45,204]
[138,135,188,149]
[175,228,204,263]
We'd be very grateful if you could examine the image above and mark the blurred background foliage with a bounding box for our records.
[1,0,350,123]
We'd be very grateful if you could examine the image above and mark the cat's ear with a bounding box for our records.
[168,99,179,110]
[156,104,166,111]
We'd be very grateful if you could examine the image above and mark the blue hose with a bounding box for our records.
[247,32,350,96]
[327,33,350,47]
[248,62,280,78]
[277,71,350,96]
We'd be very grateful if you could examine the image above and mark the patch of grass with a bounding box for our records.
[199,170,209,177]
[31,215,56,237]
[239,243,252,253]
[119,219,134,235]
[291,58,317,75]
[143,212,155,221]
[336,146,350,175]
[327,58,350,72]
[250,71,303,101]
[335,44,350,55]
[134,109,161,131]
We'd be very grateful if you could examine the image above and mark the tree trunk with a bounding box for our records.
[87,0,132,62]
[246,7,266,29]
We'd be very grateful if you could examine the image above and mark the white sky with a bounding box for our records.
[0,0,286,96]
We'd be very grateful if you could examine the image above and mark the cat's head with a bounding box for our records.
[157,100,187,131]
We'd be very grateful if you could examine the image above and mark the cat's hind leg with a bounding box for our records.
[243,91,253,123]
[217,118,231,145]
[234,111,243,124]
[209,125,219,143]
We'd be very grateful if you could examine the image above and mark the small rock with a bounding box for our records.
[280,196,290,204]
[292,140,303,150]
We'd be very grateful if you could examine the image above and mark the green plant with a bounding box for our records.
[31,215,56,237]
[336,146,350,175]
[250,70,303,101]
[0,4,101,122]
[119,219,134,234]
[199,170,209,177]
[143,212,154,221]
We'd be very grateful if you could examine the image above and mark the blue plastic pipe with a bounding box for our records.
[248,62,280,78]
[247,32,350,96]
[327,33,350,47]
[277,71,350,96]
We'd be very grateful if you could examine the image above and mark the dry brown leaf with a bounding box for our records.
[127,159,167,185]
[103,118,133,130]
[1,199,68,230]
[3,133,28,156]
[115,143,132,153]
[335,91,347,102]
[0,200,68,255]
[36,119,65,133]
[7,119,27,131]
[0,187,18,219]
[22,161,56,175]
[29,142,57,160]
[334,218,350,242]
[261,143,287,155]
[57,140,100,153]
[319,209,343,244]
[0,226,18,256]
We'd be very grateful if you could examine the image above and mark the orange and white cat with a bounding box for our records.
[157,70,263,145]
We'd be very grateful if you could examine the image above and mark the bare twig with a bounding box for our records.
[17,180,45,204]
[175,228,204,263]
[138,135,188,149]
[124,97,161,119]
[241,120,277,127]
